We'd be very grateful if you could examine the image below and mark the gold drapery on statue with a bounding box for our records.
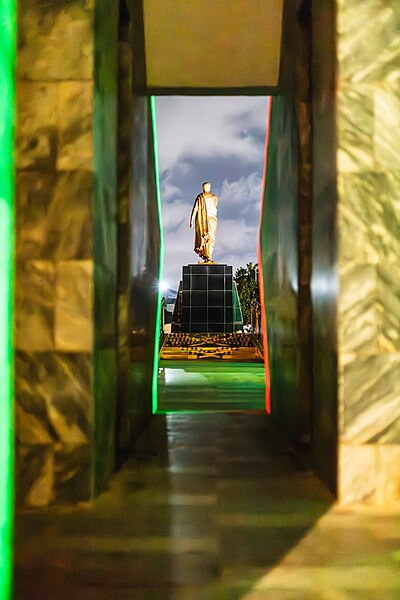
[190,193,218,262]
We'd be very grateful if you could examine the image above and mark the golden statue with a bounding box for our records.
[189,181,218,263]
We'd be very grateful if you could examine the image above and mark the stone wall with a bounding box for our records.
[116,0,159,451]
[259,95,300,440]
[259,1,313,445]
[335,0,400,504]
[311,0,338,493]
[312,0,400,504]
[15,0,119,506]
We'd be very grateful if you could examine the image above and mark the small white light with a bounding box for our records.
[159,280,169,292]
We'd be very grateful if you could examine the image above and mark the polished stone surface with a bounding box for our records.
[312,0,400,503]
[158,361,265,412]
[14,0,121,505]
[14,413,400,599]
[259,94,300,442]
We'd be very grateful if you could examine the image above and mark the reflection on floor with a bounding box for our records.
[158,360,266,412]
[14,413,400,599]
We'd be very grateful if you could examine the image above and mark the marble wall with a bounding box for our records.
[116,0,159,451]
[15,0,119,506]
[336,0,400,504]
[259,2,313,444]
[311,0,339,493]
[312,0,400,503]
[259,95,300,440]
[92,0,119,495]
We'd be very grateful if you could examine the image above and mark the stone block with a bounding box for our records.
[337,84,374,173]
[341,354,400,444]
[54,444,92,503]
[17,0,94,81]
[16,170,55,260]
[16,81,58,169]
[15,445,54,507]
[17,170,93,260]
[15,351,92,447]
[374,84,400,170]
[338,263,378,355]
[338,170,399,266]
[15,260,55,352]
[378,260,400,353]
[15,403,53,446]
[339,444,376,505]
[376,445,400,504]
[337,0,400,84]
[57,80,94,170]
[55,260,93,352]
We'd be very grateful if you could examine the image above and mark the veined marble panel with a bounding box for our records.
[54,444,91,503]
[341,354,400,444]
[15,351,92,448]
[378,261,400,353]
[15,260,55,352]
[15,445,54,507]
[339,444,376,504]
[55,260,93,352]
[58,81,94,171]
[16,81,58,170]
[17,0,94,81]
[338,171,400,266]
[337,84,374,173]
[16,170,92,260]
[339,443,400,505]
[337,0,400,85]
[374,83,400,170]
[338,263,378,355]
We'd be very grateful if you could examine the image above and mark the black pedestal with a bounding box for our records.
[178,264,241,333]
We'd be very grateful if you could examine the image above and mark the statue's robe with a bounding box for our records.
[191,193,217,262]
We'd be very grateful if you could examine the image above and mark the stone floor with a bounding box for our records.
[14,413,400,599]
[158,362,266,412]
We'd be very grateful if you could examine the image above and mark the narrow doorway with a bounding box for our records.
[153,96,270,413]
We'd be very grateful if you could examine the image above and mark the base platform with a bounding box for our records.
[159,333,263,361]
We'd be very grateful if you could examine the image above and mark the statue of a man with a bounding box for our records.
[189,181,218,263]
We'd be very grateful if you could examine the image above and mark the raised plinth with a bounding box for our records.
[178,264,242,333]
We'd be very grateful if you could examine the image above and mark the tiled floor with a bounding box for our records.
[14,413,400,599]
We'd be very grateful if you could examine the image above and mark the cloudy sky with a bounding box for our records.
[155,96,269,290]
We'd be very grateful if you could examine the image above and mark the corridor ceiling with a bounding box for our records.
[142,0,284,91]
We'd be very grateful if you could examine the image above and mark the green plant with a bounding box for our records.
[234,262,259,325]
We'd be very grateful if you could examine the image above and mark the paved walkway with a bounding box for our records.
[15,413,400,599]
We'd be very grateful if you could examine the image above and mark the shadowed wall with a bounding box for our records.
[259,1,313,449]
[260,95,300,440]
[117,0,160,450]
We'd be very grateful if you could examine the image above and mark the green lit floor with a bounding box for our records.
[157,360,266,412]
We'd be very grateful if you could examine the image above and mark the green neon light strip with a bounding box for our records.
[0,0,16,598]
[150,96,164,414]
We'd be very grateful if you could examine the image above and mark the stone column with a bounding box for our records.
[313,0,400,504]
[335,0,400,504]
[15,0,118,506]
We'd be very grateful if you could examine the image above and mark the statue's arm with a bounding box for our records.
[214,195,218,208]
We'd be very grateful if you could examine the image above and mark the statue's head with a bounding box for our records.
[202,181,211,193]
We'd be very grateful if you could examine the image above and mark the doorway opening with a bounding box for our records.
[152,96,270,414]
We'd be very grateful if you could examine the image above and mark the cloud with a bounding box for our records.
[219,172,263,226]
[155,96,268,173]
[155,96,268,289]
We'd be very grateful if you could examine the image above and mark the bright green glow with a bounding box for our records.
[150,97,164,414]
[0,0,16,598]
[157,361,266,413]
